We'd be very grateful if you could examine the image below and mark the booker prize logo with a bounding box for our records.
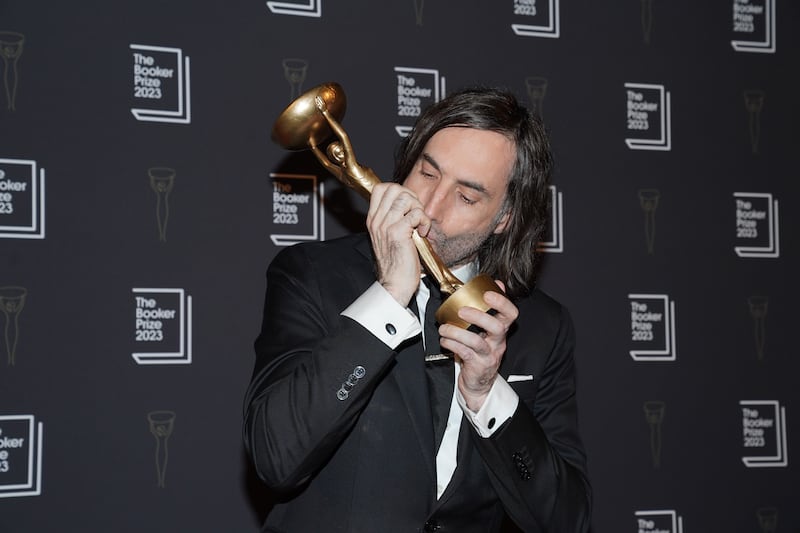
[132,288,192,365]
[537,185,563,253]
[0,414,44,498]
[269,173,325,246]
[741,400,788,467]
[394,66,446,138]
[510,0,560,38]
[0,158,46,239]
[734,192,780,258]
[625,83,672,151]
[0,31,25,111]
[635,510,684,533]
[130,44,191,124]
[267,0,321,17]
[731,0,776,53]
[629,294,677,361]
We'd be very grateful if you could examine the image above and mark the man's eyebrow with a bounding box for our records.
[421,153,491,196]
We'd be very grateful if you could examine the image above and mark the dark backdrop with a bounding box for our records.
[1,1,797,531]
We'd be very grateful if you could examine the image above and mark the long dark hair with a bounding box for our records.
[392,87,552,299]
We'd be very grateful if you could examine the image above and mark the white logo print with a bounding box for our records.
[731,0,776,53]
[511,0,560,38]
[0,415,44,498]
[625,83,672,151]
[734,192,780,258]
[0,159,46,239]
[132,288,193,365]
[130,44,192,124]
[741,400,789,467]
[267,0,321,17]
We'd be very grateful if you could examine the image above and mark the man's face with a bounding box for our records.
[404,126,515,269]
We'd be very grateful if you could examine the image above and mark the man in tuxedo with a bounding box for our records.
[243,87,592,532]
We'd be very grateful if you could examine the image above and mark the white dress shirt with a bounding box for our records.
[342,264,519,498]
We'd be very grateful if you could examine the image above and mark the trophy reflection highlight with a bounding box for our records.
[147,410,176,488]
[148,167,175,242]
[743,90,764,154]
[0,32,24,111]
[282,58,308,101]
[271,82,503,328]
[757,507,778,533]
[748,295,768,361]
[638,189,660,255]
[0,286,26,366]
[643,400,665,468]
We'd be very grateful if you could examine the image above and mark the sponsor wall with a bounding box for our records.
[1,1,797,531]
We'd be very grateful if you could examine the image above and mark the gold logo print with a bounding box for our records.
[638,189,659,255]
[282,58,308,101]
[147,410,176,488]
[413,0,425,25]
[148,167,175,242]
[525,76,547,118]
[744,90,764,154]
[0,32,24,111]
[0,286,26,366]
[757,507,778,533]
[641,0,654,45]
[643,400,665,468]
[748,295,768,361]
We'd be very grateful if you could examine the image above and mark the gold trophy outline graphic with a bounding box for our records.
[643,400,665,468]
[271,82,503,329]
[0,286,26,366]
[748,295,768,361]
[638,188,659,255]
[282,58,308,101]
[757,506,778,533]
[148,167,175,242]
[641,0,653,45]
[524,76,547,118]
[148,410,176,488]
[413,0,425,26]
[0,31,24,111]
[744,90,764,154]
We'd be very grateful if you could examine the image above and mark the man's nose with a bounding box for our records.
[423,184,448,221]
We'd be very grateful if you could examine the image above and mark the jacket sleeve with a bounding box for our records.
[242,245,397,493]
[470,302,592,532]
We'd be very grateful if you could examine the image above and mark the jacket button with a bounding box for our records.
[423,520,441,532]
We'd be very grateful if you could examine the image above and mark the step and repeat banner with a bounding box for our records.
[1,1,797,531]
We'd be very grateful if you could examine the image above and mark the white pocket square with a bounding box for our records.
[507,374,534,383]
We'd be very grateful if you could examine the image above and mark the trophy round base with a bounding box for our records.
[434,274,504,329]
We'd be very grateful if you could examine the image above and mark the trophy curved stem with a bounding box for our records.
[273,82,506,327]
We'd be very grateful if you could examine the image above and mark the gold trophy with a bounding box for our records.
[271,82,503,329]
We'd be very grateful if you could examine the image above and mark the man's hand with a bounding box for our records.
[367,183,431,307]
[439,281,518,412]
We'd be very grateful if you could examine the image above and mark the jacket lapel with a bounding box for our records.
[355,235,438,487]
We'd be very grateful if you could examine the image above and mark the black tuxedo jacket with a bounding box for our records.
[243,233,591,532]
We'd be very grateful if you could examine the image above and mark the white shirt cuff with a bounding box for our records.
[341,282,421,349]
[456,373,519,438]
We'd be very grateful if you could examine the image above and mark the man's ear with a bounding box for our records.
[493,210,511,234]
